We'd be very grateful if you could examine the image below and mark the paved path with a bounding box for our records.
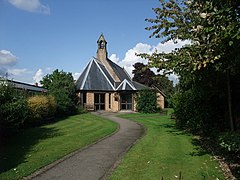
[31,112,143,180]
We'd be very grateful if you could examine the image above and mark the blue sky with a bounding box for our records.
[0,0,187,84]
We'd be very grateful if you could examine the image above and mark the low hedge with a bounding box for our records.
[27,95,56,124]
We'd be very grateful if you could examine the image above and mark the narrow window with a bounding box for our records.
[109,93,111,109]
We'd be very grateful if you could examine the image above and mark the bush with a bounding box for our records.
[0,82,29,129]
[27,95,56,124]
[51,90,76,116]
[136,89,158,113]
[77,106,87,114]
[218,132,240,155]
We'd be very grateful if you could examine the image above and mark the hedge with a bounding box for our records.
[27,95,56,124]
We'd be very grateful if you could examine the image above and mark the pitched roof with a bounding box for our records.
[75,59,115,91]
[116,79,136,91]
[76,57,149,92]
[106,59,131,81]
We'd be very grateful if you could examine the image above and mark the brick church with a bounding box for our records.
[75,34,165,111]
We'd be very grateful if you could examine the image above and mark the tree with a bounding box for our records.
[0,79,29,129]
[132,62,175,107]
[136,89,158,113]
[41,69,77,116]
[140,0,240,132]
[132,62,155,86]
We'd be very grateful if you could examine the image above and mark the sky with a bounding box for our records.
[0,0,189,85]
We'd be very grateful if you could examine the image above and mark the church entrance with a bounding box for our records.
[120,93,132,110]
[94,93,105,110]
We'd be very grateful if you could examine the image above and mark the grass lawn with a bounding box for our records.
[0,113,117,180]
[110,111,224,180]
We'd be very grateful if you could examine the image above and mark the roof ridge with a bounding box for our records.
[107,58,123,69]
[93,59,115,90]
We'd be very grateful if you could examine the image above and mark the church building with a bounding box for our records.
[75,34,165,112]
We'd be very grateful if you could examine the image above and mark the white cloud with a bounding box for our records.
[167,73,179,86]
[33,68,43,84]
[0,50,17,66]
[8,0,50,14]
[73,72,81,80]
[109,40,190,84]
[109,54,120,63]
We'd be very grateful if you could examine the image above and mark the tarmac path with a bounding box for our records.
[30,112,143,180]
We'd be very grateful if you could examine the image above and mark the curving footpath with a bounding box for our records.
[29,112,143,180]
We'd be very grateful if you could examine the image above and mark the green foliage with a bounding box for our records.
[140,0,240,132]
[132,62,155,87]
[27,95,56,124]
[143,0,240,74]
[136,89,158,113]
[41,69,77,116]
[218,132,240,154]
[132,62,175,108]
[0,81,29,129]
[77,106,87,114]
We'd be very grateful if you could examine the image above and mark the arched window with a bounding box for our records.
[100,41,104,49]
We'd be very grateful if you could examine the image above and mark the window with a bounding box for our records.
[121,93,132,110]
[109,93,111,109]
[100,41,104,49]
[94,93,105,110]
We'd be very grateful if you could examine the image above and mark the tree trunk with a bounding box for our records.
[227,70,234,131]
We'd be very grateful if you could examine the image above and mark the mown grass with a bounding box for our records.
[110,111,224,180]
[0,113,117,180]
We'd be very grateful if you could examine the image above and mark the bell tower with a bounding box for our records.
[97,33,108,61]
[96,33,120,82]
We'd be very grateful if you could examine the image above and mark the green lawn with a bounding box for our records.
[0,113,117,180]
[110,111,224,180]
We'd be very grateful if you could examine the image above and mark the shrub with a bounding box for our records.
[77,106,87,114]
[27,95,56,124]
[218,132,240,155]
[0,81,29,129]
[51,90,76,116]
[136,89,158,113]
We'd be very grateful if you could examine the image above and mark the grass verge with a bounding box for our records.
[0,113,117,180]
[110,111,224,180]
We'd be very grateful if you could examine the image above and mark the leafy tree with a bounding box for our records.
[140,0,240,132]
[132,62,155,86]
[132,62,175,107]
[0,79,29,129]
[136,89,158,113]
[41,69,77,116]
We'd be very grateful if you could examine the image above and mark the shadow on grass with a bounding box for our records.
[158,123,191,136]
[158,123,208,157]
[189,138,208,156]
[0,126,62,173]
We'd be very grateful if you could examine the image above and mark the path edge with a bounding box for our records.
[22,114,120,180]
[101,119,147,180]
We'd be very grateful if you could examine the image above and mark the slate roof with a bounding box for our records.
[75,59,115,91]
[76,57,148,92]
[106,59,131,81]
